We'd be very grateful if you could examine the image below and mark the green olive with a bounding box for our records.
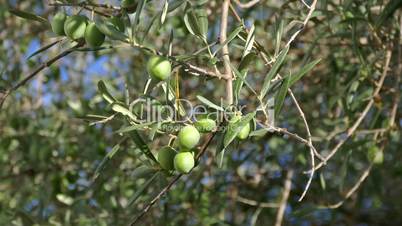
[108,16,125,32]
[157,146,177,171]
[237,123,251,140]
[174,152,195,174]
[64,15,88,40]
[85,22,105,47]
[195,118,216,133]
[147,56,172,81]
[230,114,251,140]
[51,12,67,36]
[178,125,200,149]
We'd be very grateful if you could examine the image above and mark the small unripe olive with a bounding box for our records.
[230,114,251,140]
[64,15,88,40]
[367,146,383,164]
[178,125,200,149]
[85,22,105,47]
[174,152,195,174]
[147,56,172,81]
[195,118,216,133]
[157,146,177,171]
[51,12,67,36]
[108,16,125,32]
[121,0,136,13]
[237,123,251,140]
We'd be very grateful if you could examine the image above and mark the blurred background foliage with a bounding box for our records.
[0,0,401,225]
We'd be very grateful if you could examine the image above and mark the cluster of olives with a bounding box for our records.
[50,12,125,47]
[156,125,203,174]
[157,115,251,174]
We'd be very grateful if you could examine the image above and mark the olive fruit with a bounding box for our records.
[121,0,136,13]
[367,146,383,164]
[108,16,125,32]
[230,114,251,140]
[51,12,67,36]
[147,56,172,81]
[157,146,177,170]
[174,152,195,173]
[178,125,200,149]
[195,118,216,133]
[237,123,251,140]
[85,22,105,47]
[64,15,88,40]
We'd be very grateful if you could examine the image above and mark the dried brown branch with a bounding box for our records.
[311,49,392,172]
[234,0,260,8]
[236,196,279,208]
[274,169,294,226]
[323,164,373,209]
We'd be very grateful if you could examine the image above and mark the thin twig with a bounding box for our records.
[234,0,260,8]
[274,169,294,226]
[236,196,279,208]
[322,164,373,209]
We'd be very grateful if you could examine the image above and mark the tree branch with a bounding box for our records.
[311,49,392,172]
[220,0,233,105]
[274,169,294,226]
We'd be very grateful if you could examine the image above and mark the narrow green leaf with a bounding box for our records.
[115,122,156,133]
[242,24,255,58]
[98,80,116,104]
[96,21,129,42]
[111,103,137,121]
[133,0,147,40]
[92,142,122,181]
[9,9,48,24]
[260,46,289,99]
[160,0,169,24]
[196,95,224,111]
[129,131,158,164]
[289,59,321,87]
[274,20,284,55]
[274,74,290,118]
[319,172,326,190]
[213,25,243,56]
[249,129,268,137]
[168,0,187,12]
[233,53,257,103]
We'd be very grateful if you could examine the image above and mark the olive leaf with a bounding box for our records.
[111,103,137,121]
[114,122,156,134]
[274,74,290,118]
[9,9,48,24]
[98,80,117,104]
[289,59,321,87]
[260,46,289,99]
[92,141,123,181]
[96,21,129,42]
[197,95,224,111]
[129,131,158,164]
